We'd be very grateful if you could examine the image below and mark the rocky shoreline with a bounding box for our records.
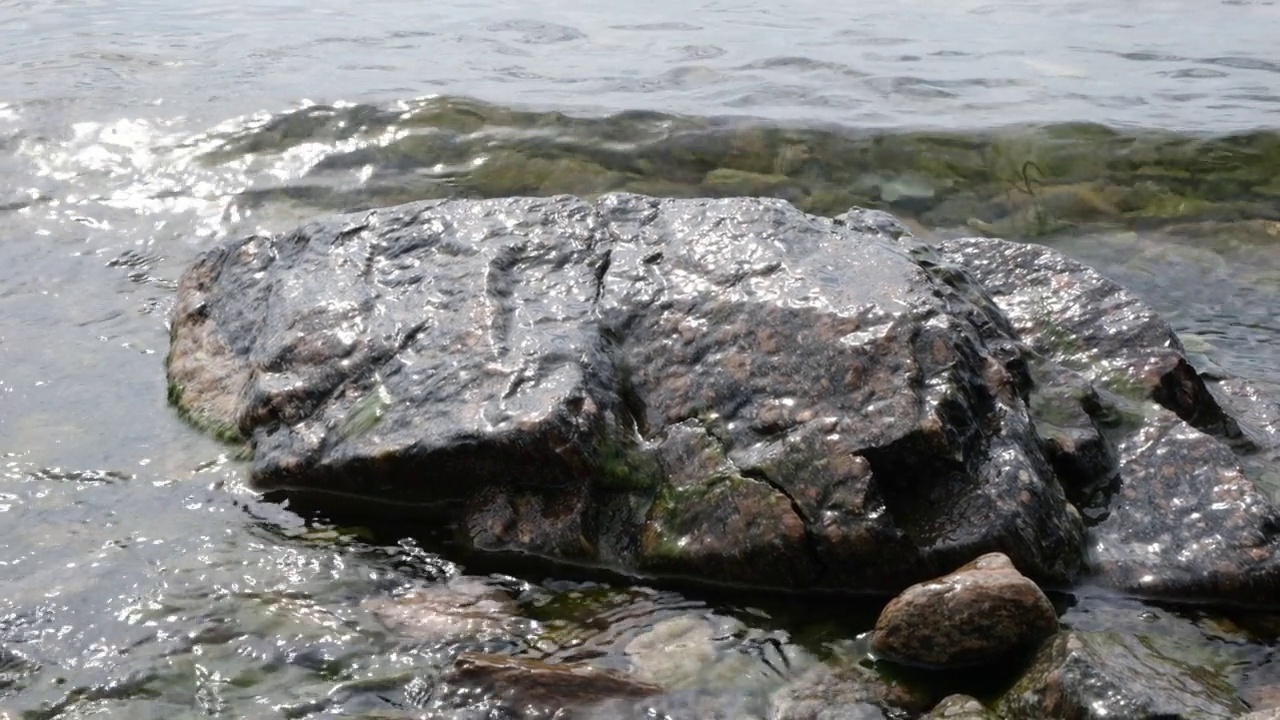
[168,194,1280,717]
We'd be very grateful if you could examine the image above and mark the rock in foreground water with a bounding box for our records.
[870,552,1058,669]
[167,194,1280,602]
[168,195,1085,593]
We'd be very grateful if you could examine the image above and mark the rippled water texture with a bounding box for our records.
[2,0,1280,130]
[3,0,1280,716]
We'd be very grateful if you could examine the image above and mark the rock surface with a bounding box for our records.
[168,195,1085,593]
[870,552,1058,668]
[168,194,1280,601]
[927,236,1280,603]
[996,631,1248,719]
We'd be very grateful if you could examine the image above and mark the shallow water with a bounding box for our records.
[3,1,1280,717]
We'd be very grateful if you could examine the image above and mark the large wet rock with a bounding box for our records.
[928,236,1280,602]
[870,552,1058,668]
[995,631,1248,719]
[169,195,1280,600]
[168,194,1085,593]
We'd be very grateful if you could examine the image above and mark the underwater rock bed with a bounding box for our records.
[207,96,1280,242]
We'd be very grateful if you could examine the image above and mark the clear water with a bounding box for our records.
[2,1,1280,716]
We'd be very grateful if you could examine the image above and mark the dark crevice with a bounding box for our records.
[599,325,648,440]
[482,245,521,352]
[591,247,612,305]
[1156,359,1257,454]
[739,466,829,586]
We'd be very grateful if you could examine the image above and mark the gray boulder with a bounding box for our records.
[766,663,931,720]
[168,195,1084,592]
[168,195,1280,601]
[929,236,1280,603]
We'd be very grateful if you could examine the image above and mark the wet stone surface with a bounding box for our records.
[362,576,531,649]
[168,194,1280,603]
[931,236,1280,602]
[871,552,1059,669]
[996,630,1249,719]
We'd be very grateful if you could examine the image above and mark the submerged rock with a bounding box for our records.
[870,552,1058,669]
[363,577,527,647]
[922,694,1000,719]
[996,631,1248,719]
[766,663,932,720]
[430,652,662,718]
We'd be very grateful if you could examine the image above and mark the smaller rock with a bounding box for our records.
[923,694,1001,719]
[871,552,1058,668]
[623,614,774,690]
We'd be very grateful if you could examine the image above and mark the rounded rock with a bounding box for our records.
[870,552,1058,669]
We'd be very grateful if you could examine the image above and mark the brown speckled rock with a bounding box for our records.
[871,552,1058,668]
